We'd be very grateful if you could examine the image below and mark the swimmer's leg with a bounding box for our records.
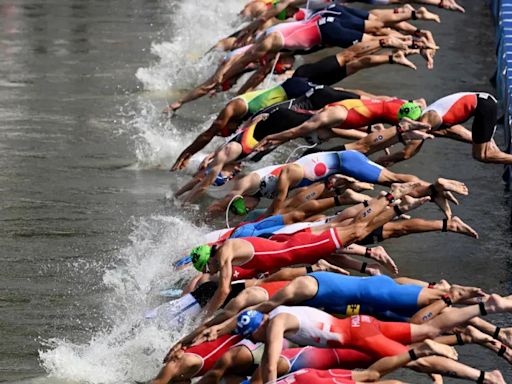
[252,275,320,314]
[219,33,281,84]
[381,217,478,239]
[346,51,417,77]
[410,295,512,343]
[407,356,505,384]
[473,139,512,164]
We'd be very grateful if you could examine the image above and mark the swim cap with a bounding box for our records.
[190,245,212,272]
[397,102,422,121]
[236,310,265,336]
[230,197,249,216]
[294,9,305,21]
[276,9,287,20]
[259,175,278,199]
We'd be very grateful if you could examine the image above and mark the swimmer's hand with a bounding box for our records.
[170,154,191,171]
[162,101,181,115]
[255,136,283,152]
[163,342,184,363]
[192,326,221,346]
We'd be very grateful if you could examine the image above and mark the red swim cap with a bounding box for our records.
[294,9,305,21]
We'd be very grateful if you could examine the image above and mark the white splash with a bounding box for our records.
[39,215,210,383]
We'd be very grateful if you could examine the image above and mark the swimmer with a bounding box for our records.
[231,295,512,383]
[377,93,512,166]
[199,340,457,384]
[220,5,439,85]
[236,0,440,47]
[187,182,430,314]
[178,112,431,204]
[260,148,454,215]
[254,99,428,152]
[169,77,320,171]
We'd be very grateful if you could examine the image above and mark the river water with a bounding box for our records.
[0,0,510,383]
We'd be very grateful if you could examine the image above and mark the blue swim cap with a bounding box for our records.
[236,310,264,337]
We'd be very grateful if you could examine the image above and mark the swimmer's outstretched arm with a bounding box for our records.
[181,143,242,204]
[431,124,472,143]
[171,128,220,171]
[353,340,458,382]
[266,164,303,215]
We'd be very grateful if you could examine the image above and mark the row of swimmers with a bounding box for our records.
[147,0,510,383]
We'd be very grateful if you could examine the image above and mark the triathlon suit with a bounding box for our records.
[269,306,411,358]
[281,346,373,373]
[234,228,342,272]
[233,77,315,121]
[315,5,368,48]
[303,272,422,317]
[294,56,349,86]
[264,15,323,51]
[277,368,355,384]
[292,86,361,111]
[228,103,313,160]
[184,334,243,376]
[144,281,246,325]
[422,92,498,144]
[329,98,406,129]
[258,150,383,199]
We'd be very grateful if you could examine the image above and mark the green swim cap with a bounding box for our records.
[191,245,212,272]
[230,197,248,216]
[276,9,287,20]
[398,102,422,121]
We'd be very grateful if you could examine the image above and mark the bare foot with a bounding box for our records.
[463,325,495,345]
[365,263,382,276]
[416,339,458,360]
[314,259,350,275]
[382,36,410,50]
[340,189,372,204]
[391,50,417,70]
[435,178,469,196]
[499,327,512,349]
[398,195,431,212]
[439,0,465,13]
[483,370,506,384]
[448,216,479,239]
[416,7,441,23]
[421,48,436,70]
[329,175,374,193]
[434,279,451,291]
[484,294,512,315]
[432,194,452,219]
[449,285,485,304]
[367,246,398,275]
[390,182,423,199]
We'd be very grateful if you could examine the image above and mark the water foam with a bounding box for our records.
[39,215,209,383]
